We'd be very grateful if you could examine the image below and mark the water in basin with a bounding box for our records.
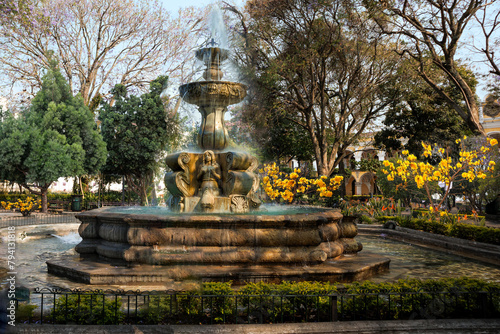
[2,224,499,291]
[357,235,500,283]
[98,204,328,216]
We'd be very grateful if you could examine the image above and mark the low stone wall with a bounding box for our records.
[358,224,500,266]
[9,319,500,334]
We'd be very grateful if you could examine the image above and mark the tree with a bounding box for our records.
[0,61,107,212]
[365,0,491,135]
[229,0,401,176]
[0,0,36,25]
[376,158,431,206]
[228,107,315,165]
[452,136,500,213]
[381,137,498,213]
[99,76,181,206]
[0,0,204,107]
[375,59,476,155]
[474,2,500,78]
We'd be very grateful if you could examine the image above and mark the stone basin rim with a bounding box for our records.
[179,80,248,89]
[75,206,342,223]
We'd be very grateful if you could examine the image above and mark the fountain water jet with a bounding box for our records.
[46,21,390,286]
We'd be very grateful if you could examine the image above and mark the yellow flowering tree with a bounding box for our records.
[1,197,41,216]
[260,163,343,204]
[381,137,498,213]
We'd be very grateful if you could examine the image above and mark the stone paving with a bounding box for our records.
[7,319,500,334]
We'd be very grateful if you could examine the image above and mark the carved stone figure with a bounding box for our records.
[198,150,221,212]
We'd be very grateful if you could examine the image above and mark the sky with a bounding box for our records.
[161,0,244,15]
[160,0,491,102]
[162,0,212,13]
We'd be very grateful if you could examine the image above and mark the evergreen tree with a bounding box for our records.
[99,76,181,205]
[0,60,107,212]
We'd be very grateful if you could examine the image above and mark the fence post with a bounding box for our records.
[330,295,338,322]
[477,291,489,317]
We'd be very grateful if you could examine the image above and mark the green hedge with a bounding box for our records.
[411,209,485,221]
[42,278,500,325]
[375,216,500,245]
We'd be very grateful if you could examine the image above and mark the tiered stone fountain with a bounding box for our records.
[46,41,389,286]
[165,41,261,214]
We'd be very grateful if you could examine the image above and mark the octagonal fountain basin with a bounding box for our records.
[46,206,390,286]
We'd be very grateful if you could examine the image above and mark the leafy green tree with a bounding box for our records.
[99,76,181,206]
[229,0,401,176]
[0,61,107,212]
[229,108,315,165]
[375,60,476,155]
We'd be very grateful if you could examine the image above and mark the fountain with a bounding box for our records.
[46,24,390,286]
[164,39,260,214]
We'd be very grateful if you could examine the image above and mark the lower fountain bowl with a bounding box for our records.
[46,206,390,285]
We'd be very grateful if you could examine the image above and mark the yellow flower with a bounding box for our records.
[286,179,296,189]
[332,175,343,183]
[415,175,424,188]
[315,179,326,188]
[490,138,498,146]
[402,150,409,155]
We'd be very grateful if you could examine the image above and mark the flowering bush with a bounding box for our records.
[1,197,41,216]
[381,137,498,214]
[260,163,343,203]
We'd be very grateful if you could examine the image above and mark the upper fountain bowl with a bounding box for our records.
[179,81,247,107]
[195,47,229,63]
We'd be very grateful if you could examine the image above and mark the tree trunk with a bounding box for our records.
[140,181,147,206]
[41,187,49,213]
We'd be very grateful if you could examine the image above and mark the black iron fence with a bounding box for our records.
[0,213,79,228]
[14,287,500,325]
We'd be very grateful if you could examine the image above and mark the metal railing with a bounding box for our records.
[15,287,500,325]
[0,213,78,228]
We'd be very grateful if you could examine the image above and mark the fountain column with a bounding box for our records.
[198,104,229,150]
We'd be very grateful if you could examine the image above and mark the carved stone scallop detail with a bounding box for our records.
[230,195,248,214]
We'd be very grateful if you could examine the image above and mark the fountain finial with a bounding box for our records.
[208,38,218,47]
